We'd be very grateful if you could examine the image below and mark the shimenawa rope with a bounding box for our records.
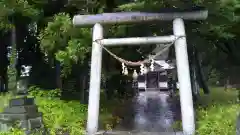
[93,36,185,67]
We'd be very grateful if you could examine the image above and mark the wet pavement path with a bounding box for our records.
[113,91,182,133]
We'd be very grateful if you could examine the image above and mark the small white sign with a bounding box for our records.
[159,82,168,88]
[138,82,146,88]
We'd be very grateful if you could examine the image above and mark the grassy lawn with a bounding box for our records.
[196,87,239,135]
[0,87,238,135]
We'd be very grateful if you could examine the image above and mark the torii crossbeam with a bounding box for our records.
[73,7,208,135]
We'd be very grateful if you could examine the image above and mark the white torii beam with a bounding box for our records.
[73,9,208,135]
[99,35,176,46]
[73,10,208,26]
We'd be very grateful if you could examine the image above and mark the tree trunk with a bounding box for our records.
[55,60,62,89]
[80,75,86,103]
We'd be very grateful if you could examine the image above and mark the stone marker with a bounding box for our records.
[0,65,45,134]
[0,97,44,134]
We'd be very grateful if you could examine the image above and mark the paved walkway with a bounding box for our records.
[113,91,182,133]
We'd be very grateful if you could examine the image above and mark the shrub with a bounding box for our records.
[0,86,119,135]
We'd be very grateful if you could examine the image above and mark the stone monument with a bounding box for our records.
[0,65,45,134]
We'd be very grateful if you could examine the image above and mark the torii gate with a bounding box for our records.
[73,8,208,135]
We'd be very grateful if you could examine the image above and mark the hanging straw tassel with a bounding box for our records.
[122,63,126,74]
[132,70,138,79]
[144,65,148,74]
[123,67,128,75]
[150,59,154,71]
[140,64,145,75]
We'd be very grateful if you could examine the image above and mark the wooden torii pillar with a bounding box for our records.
[73,8,208,135]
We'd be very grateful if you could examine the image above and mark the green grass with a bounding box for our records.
[0,87,238,135]
[196,87,240,135]
[0,88,121,135]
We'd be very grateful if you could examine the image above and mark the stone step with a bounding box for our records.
[9,97,35,107]
[20,117,43,129]
[3,105,38,114]
[0,117,43,132]
[0,112,42,121]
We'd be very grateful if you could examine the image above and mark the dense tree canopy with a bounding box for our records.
[0,0,239,96]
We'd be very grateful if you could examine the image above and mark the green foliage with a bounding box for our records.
[39,13,72,54]
[0,128,24,135]
[197,104,239,135]
[196,87,240,135]
[38,13,91,76]
[35,97,87,134]
[0,0,240,134]
[0,85,239,135]
[0,87,121,135]
[28,86,61,98]
[0,0,40,30]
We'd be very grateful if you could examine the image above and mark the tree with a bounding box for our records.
[0,0,239,97]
